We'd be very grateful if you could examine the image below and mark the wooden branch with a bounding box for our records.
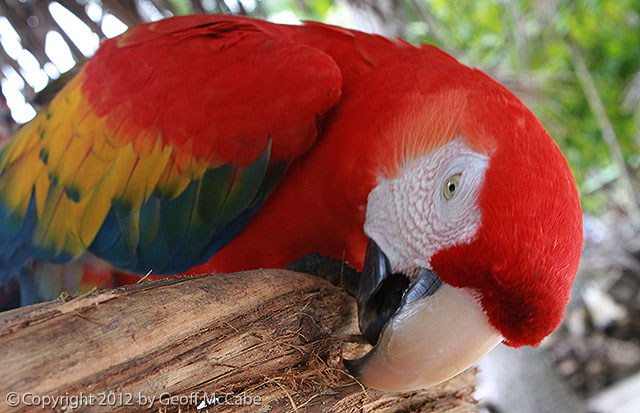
[506,0,529,70]
[622,71,640,148]
[214,0,233,14]
[567,39,640,227]
[0,0,50,67]
[0,45,36,100]
[0,270,477,412]
[57,0,108,39]
[103,1,146,27]
[406,0,464,58]
[41,5,86,62]
[190,0,205,14]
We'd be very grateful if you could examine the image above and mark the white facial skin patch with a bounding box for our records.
[364,137,489,275]
[353,137,503,392]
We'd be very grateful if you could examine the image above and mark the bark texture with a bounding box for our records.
[0,270,477,412]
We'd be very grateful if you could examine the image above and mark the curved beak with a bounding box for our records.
[345,240,503,392]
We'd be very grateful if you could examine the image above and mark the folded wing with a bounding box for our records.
[0,15,342,279]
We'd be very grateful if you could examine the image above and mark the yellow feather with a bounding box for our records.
[53,130,94,188]
[57,73,84,106]
[41,118,75,173]
[35,186,92,258]
[91,129,121,163]
[107,141,140,206]
[67,149,114,201]
[78,167,119,246]
[0,149,45,217]
[33,186,67,255]
[0,66,218,262]
[34,170,50,219]
[1,121,40,166]
[155,156,192,199]
[61,203,91,258]
[141,138,173,200]
[187,156,209,179]
[73,106,105,138]
[40,81,86,173]
[118,139,173,208]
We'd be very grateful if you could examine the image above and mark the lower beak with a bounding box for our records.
[345,239,503,392]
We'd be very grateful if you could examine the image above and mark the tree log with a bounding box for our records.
[0,270,477,412]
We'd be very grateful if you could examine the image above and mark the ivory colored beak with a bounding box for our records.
[345,283,503,392]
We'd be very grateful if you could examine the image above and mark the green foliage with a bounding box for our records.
[168,0,194,15]
[262,0,334,20]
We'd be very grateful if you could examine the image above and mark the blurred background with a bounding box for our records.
[0,1,638,411]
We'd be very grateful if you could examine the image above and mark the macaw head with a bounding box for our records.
[345,58,583,392]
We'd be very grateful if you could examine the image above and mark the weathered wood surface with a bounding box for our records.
[0,270,477,412]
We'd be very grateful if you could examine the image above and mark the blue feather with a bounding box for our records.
[0,195,38,283]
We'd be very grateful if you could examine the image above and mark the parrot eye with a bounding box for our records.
[444,174,461,200]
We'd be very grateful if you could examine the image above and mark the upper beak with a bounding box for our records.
[345,239,503,392]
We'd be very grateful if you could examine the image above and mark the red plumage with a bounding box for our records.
[82,16,342,166]
[1,15,582,354]
[188,17,582,347]
[431,80,582,346]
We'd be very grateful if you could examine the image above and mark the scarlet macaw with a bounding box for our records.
[0,15,583,391]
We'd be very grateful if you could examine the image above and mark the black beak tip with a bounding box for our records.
[343,357,363,379]
[344,349,375,380]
